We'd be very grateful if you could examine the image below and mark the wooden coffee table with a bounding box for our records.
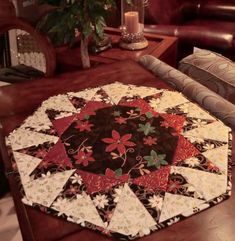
[56,28,177,73]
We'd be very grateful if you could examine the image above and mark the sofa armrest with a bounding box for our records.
[139,55,235,130]
[146,0,235,24]
[176,1,235,22]
[145,0,204,25]
[196,1,235,21]
[145,23,234,49]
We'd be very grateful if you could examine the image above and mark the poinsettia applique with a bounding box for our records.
[102,130,136,155]
[115,117,127,124]
[74,150,95,166]
[75,120,94,132]
[143,136,157,146]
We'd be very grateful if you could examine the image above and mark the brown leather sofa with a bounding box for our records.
[144,0,235,60]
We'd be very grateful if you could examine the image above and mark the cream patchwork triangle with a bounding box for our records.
[108,183,156,236]
[42,94,77,113]
[150,90,188,113]
[126,84,162,98]
[178,102,215,120]
[68,87,100,101]
[13,151,42,185]
[8,128,59,151]
[171,166,227,201]
[159,193,204,223]
[183,121,230,142]
[23,170,75,207]
[202,145,229,175]
[21,107,52,131]
[102,82,130,104]
[51,193,105,228]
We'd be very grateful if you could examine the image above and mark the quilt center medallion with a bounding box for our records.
[61,104,179,179]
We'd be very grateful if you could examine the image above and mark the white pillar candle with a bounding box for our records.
[124,11,140,34]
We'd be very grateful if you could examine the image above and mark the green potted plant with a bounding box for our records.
[38,0,116,69]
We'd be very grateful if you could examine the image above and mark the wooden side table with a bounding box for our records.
[56,27,178,73]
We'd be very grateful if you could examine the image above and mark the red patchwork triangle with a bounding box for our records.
[52,115,77,136]
[78,170,123,194]
[77,101,111,120]
[120,99,158,116]
[160,113,186,134]
[172,135,200,164]
[43,140,73,168]
[133,166,170,192]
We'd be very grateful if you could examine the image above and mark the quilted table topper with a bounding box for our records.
[7,82,232,240]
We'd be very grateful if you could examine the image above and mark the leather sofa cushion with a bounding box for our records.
[146,0,182,24]
[184,19,235,49]
[179,48,235,105]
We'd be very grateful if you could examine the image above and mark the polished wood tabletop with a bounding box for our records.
[56,28,178,73]
[0,60,234,241]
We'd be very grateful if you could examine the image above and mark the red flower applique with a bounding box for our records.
[75,121,93,132]
[74,150,95,166]
[35,148,48,159]
[115,117,127,124]
[66,185,80,195]
[143,136,157,146]
[102,130,136,155]
[167,180,181,193]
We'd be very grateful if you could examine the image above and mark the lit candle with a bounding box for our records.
[124,11,140,34]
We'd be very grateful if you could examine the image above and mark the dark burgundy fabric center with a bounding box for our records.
[61,105,178,179]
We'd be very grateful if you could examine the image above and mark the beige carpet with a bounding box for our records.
[0,193,23,241]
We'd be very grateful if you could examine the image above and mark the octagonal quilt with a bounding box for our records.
[6,82,232,240]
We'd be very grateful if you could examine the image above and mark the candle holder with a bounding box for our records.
[119,0,148,50]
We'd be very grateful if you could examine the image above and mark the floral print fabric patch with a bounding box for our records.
[7,82,232,240]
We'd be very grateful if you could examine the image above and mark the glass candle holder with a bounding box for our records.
[120,0,148,50]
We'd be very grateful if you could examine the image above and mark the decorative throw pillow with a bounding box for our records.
[179,48,235,105]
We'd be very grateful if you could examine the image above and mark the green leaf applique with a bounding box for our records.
[138,122,156,136]
[115,168,123,177]
[145,112,153,119]
[144,150,167,169]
